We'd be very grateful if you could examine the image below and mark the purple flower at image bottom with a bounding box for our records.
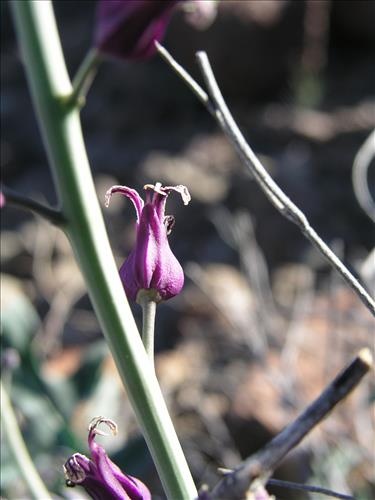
[105,182,191,303]
[64,417,151,500]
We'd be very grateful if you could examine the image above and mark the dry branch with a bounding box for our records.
[207,349,372,499]
[156,43,375,317]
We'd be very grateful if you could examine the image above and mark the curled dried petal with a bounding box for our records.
[105,185,144,223]
[89,416,118,438]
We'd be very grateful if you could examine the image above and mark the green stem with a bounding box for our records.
[1,382,52,500]
[140,295,157,369]
[10,2,197,499]
[68,48,101,108]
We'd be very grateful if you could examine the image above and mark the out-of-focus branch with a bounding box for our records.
[1,382,53,500]
[156,43,375,317]
[352,129,375,223]
[207,349,372,499]
[2,186,65,226]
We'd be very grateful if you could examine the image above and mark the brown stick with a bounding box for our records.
[208,349,372,499]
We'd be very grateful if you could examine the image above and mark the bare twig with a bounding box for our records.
[156,43,375,316]
[207,348,372,499]
[266,478,354,500]
[155,41,213,112]
[196,52,375,316]
[352,129,375,223]
[2,186,65,226]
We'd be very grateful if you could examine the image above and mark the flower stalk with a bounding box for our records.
[105,182,191,371]
[138,291,157,369]
[10,2,196,498]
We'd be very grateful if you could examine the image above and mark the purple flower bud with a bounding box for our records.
[105,182,191,303]
[95,0,178,60]
[183,0,218,30]
[64,417,151,500]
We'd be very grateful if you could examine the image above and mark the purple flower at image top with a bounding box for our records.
[105,182,191,303]
[95,0,178,60]
[64,417,151,500]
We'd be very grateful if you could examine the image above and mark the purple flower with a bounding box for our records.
[95,0,178,60]
[64,417,151,500]
[105,182,191,303]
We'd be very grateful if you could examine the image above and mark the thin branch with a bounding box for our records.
[196,52,375,316]
[266,478,354,500]
[2,186,65,226]
[156,44,375,317]
[155,41,213,112]
[208,348,372,499]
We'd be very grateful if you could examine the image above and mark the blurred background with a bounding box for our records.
[1,1,374,498]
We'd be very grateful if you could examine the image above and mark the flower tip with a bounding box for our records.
[104,188,115,208]
[104,192,112,208]
[143,183,191,205]
[64,453,91,485]
[89,416,118,437]
[166,184,191,205]
[144,182,167,197]
[104,185,144,222]
[178,185,191,205]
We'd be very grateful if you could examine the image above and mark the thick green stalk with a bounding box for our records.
[1,382,52,500]
[10,2,197,499]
